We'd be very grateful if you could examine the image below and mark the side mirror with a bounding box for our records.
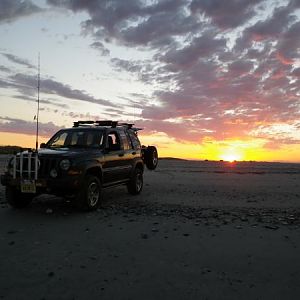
[40,143,47,149]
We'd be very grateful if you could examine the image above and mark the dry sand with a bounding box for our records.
[0,156,300,299]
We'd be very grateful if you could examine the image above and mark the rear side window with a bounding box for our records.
[119,130,131,150]
[107,131,121,151]
[128,130,141,150]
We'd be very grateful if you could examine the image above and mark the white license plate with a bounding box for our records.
[21,180,36,193]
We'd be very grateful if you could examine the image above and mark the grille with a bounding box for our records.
[38,157,59,177]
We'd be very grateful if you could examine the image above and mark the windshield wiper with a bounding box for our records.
[48,145,64,149]
[67,144,89,148]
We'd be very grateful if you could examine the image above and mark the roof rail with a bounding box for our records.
[73,120,139,129]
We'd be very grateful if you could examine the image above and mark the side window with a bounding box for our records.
[70,131,85,146]
[70,132,79,145]
[119,130,131,150]
[128,130,141,150]
[93,131,104,147]
[86,133,94,146]
[107,132,121,151]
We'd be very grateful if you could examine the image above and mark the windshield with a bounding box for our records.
[46,129,104,149]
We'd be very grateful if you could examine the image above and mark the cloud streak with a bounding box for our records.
[2,53,35,69]
[0,117,62,137]
[0,70,120,108]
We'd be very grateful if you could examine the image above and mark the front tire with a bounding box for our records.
[127,168,143,195]
[6,186,33,209]
[75,175,102,211]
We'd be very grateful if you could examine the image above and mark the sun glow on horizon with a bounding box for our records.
[219,152,243,162]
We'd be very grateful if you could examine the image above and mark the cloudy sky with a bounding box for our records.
[1,0,300,161]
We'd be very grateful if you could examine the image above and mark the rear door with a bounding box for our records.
[118,129,135,178]
[102,130,129,185]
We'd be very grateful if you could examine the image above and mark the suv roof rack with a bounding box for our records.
[73,120,138,129]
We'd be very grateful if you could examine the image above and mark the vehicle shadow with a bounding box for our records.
[0,182,151,219]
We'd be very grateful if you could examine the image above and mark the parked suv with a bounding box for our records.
[0,121,158,211]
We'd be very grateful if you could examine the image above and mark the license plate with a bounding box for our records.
[36,180,46,187]
[21,180,36,193]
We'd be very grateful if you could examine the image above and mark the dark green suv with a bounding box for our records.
[0,121,158,211]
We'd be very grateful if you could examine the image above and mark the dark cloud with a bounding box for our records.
[247,3,296,41]
[235,0,300,52]
[227,60,253,77]
[161,32,226,69]
[0,0,42,23]
[121,9,200,47]
[48,0,197,47]
[0,117,62,137]
[190,0,263,28]
[2,53,35,69]
[276,21,300,64]
[90,41,110,56]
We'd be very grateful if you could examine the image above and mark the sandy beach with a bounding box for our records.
[0,156,300,299]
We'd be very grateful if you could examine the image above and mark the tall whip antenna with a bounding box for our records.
[35,53,40,151]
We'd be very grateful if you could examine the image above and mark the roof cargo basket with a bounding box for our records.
[73,120,118,128]
[73,120,140,129]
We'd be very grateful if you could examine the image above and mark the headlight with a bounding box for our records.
[60,159,71,170]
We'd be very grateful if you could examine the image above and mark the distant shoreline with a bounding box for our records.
[0,145,24,154]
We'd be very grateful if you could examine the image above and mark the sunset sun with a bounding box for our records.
[219,151,243,162]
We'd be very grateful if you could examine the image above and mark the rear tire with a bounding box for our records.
[6,186,33,209]
[127,168,143,195]
[145,146,158,170]
[75,175,102,211]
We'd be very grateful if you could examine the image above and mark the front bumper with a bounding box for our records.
[0,174,9,186]
[1,173,82,195]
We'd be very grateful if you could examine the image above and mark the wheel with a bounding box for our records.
[145,146,158,170]
[6,186,33,209]
[127,168,143,195]
[75,175,102,211]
